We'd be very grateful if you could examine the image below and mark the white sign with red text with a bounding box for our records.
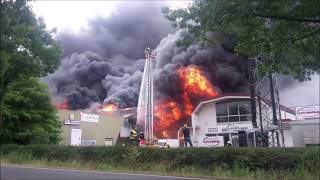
[296,106,320,119]
[80,112,99,123]
[195,136,224,147]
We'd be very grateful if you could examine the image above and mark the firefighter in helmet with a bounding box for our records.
[129,129,139,145]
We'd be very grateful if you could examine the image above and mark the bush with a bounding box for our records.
[1,144,319,176]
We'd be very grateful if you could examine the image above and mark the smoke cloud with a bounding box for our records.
[154,30,250,103]
[46,2,302,113]
[278,74,320,107]
[44,3,175,109]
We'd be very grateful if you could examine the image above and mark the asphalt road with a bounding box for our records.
[1,165,212,180]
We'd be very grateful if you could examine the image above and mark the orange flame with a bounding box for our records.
[154,100,181,129]
[102,104,118,112]
[56,100,69,109]
[177,65,217,97]
[154,65,218,138]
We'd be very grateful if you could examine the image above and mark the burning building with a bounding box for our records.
[48,30,250,140]
[44,3,251,141]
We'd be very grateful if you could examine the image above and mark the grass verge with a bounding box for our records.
[1,145,319,180]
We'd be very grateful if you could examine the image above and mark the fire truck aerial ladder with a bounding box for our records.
[137,47,156,145]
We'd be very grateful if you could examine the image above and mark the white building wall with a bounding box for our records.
[199,103,217,134]
[192,97,296,147]
[290,119,320,147]
[192,102,217,139]
[284,129,293,147]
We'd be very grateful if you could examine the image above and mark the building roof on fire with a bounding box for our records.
[193,93,295,116]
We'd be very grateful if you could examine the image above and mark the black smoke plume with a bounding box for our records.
[44,3,251,110]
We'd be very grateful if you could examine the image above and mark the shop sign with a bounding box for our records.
[221,126,249,132]
[64,119,79,125]
[207,127,218,133]
[196,136,224,147]
[216,123,253,133]
[296,106,320,119]
[80,112,99,123]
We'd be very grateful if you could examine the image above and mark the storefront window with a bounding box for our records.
[229,116,240,122]
[240,114,251,121]
[216,101,252,123]
[239,102,251,115]
[216,103,228,116]
[217,117,228,123]
[229,103,239,115]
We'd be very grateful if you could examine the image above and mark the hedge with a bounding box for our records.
[1,144,319,175]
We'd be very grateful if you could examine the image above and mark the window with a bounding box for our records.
[229,116,240,122]
[239,102,251,115]
[217,117,228,123]
[228,103,238,115]
[216,103,228,116]
[216,101,252,123]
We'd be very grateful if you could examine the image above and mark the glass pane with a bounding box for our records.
[217,117,228,123]
[216,103,228,116]
[229,116,239,122]
[240,115,251,121]
[239,101,251,115]
[228,103,239,115]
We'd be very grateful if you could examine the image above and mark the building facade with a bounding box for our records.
[58,110,124,146]
[192,94,296,147]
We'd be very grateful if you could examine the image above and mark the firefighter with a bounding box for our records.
[129,129,139,145]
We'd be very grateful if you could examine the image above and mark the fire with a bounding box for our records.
[102,104,118,112]
[154,65,218,138]
[154,100,181,129]
[177,65,217,97]
[56,100,69,109]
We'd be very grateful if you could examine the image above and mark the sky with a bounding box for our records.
[30,0,319,108]
[30,1,191,33]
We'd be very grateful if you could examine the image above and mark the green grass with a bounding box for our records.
[2,153,318,180]
[1,144,319,180]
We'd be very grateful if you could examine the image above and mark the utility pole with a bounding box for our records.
[269,74,278,125]
[248,58,257,128]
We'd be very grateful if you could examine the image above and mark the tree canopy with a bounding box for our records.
[2,78,61,144]
[163,0,320,80]
[0,0,62,144]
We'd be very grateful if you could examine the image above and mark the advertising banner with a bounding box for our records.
[80,112,99,123]
[296,106,320,120]
[195,136,224,147]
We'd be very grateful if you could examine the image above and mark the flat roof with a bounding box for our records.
[193,93,296,115]
[193,93,250,115]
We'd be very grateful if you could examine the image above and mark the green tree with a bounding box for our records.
[163,0,320,80]
[0,0,62,143]
[2,78,61,144]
